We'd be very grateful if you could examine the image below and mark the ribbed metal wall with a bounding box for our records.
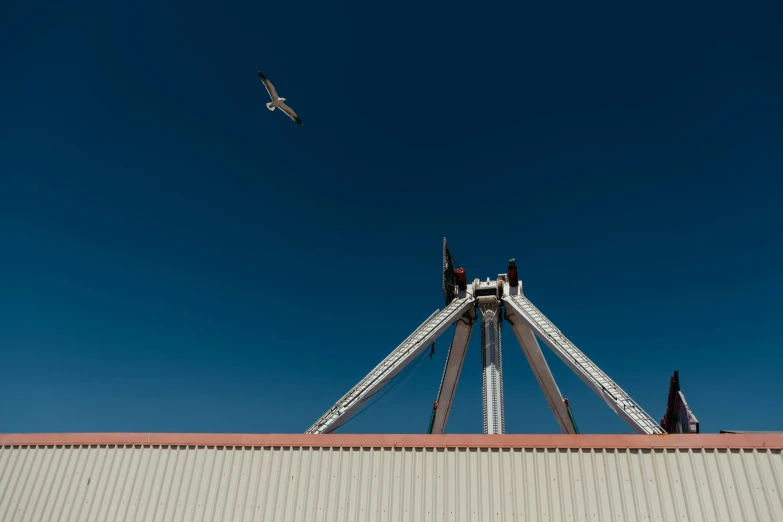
[1,444,782,522]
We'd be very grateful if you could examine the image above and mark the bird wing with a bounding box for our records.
[278,101,302,125]
[257,71,279,101]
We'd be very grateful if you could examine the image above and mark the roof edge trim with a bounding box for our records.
[1,433,782,449]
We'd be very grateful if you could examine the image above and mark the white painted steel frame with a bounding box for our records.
[430,308,476,434]
[503,303,577,433]
[479,303,504,434]
[502,289,665,435]
[305,295,476,434]
[307,264,663,435]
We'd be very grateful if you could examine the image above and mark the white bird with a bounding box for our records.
[257,71,302,125]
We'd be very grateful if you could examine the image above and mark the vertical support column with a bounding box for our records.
[479,301,504,434]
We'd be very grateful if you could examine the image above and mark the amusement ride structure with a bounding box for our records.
[306,238,698,435]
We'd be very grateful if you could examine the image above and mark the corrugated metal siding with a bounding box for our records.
[1,445,781,522]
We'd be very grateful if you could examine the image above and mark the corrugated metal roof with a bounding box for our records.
[1,434,782,522]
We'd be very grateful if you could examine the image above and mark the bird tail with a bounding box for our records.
[266,102,275,110]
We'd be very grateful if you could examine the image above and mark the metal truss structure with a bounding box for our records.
[306,238,667,435]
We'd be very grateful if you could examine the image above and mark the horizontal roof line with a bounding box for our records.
[720,430,783,434]
[2,433,782,449]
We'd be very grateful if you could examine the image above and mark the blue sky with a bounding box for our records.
[1,0,781,435]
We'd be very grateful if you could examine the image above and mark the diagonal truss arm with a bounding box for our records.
[503,305,576,434]
[502,292,666,435]
[430,307,477,434]
[306,296,476,434]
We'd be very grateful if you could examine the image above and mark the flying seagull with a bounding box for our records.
[257,71,302,125]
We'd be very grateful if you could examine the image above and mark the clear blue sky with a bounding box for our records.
[1,0,781,435]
